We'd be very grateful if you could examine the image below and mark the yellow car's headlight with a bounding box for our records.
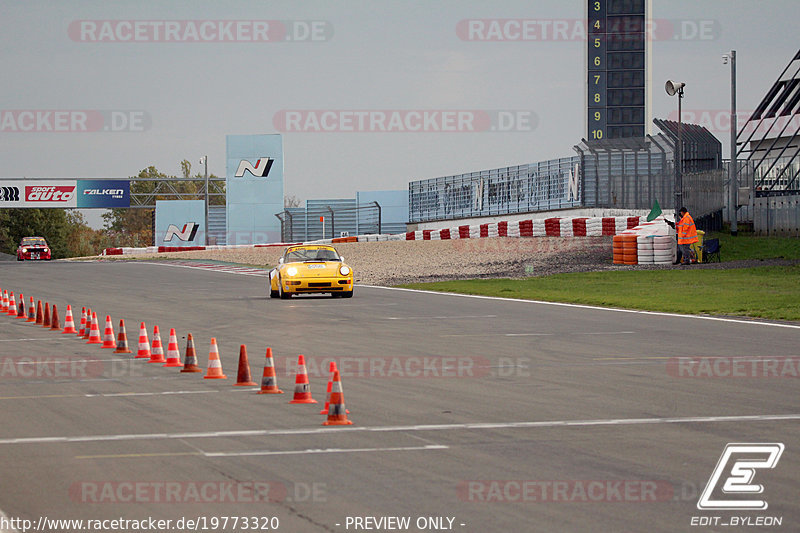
[286,267,298,277]
[339,265,351,276]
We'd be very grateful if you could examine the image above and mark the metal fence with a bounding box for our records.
[408,158,580,223]
[577,130,724,226]
[276,202,381,242]
[753,191,800,236]
[408,122,724,226]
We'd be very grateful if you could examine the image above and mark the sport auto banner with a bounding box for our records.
[0,179,130,208]
[0,180,78,208]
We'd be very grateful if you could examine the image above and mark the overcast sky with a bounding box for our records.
[1,0,797,228]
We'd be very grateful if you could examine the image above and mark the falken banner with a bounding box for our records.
[76,179,130,208]
[0,179,130,208]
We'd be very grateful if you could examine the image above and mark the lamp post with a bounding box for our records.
[665,80,686,224]
[723,50,738,236]
[200,155,208,245]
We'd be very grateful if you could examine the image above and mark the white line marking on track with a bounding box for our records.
[203,444,449,458]
[361,285,800,329]
[384,314,496,320]
[9,358,127,365]
[0,338,55,342]
[441,331,634,337]
[1,413,796,445]
[84,390,219,398]
[138,261,268,277]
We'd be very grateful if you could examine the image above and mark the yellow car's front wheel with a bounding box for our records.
[278,278,292,299]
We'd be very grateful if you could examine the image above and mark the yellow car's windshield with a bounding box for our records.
[284,248,340,263]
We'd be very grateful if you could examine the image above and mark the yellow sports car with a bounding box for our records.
[269,244,354,299]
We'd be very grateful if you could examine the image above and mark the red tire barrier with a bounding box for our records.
[572,218,588,236]
[157,246,206,253]
[602,217,616,235]
[544,218,561,236]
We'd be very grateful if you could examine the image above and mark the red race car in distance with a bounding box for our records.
[17,236,52,261]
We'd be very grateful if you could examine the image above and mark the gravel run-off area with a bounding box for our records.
[84,237,798,286]
[89,237,618,285]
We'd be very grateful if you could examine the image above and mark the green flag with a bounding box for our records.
[646,199,662,222]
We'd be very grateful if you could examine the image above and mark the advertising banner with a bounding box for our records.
[0,180,78,208]
[0,179,130,208]
[226,134,284,244]
[154,200,205,247]
[77,179,130,208]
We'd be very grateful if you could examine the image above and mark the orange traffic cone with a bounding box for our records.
[180,333,202,373]
[203,338,227,379]
[148,326,166,363]
[163,328,183,367]
[16,294,26,319]
[77,307,87,336]
[82,309,94,339]
[257,347,283,394]
[320,361,336,414]
[234,345,257,386]
[113,319,132,354]
[6,292,16,317]
[62,305,77,334]
[135,322,151,359]
[86,312,102,344]
[322,370,352,426]
[29,298,40,323]
[1,291,7,313]
[41,302,51,327]
[49,304,60,331]
[289,355,317,404]
[320,361,348,414]
[101,315,116,348]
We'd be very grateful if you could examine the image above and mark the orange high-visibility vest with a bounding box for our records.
[677,212,698,245]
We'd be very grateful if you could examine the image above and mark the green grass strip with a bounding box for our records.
[399,265,800,321]
[715,234,800,261]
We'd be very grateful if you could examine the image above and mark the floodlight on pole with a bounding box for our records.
[665,80,685,225]
[723,50,738,236]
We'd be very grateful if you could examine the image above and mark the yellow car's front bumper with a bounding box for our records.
[283,276,353,294]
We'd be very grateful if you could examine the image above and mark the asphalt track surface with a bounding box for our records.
[0,260,797,533]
